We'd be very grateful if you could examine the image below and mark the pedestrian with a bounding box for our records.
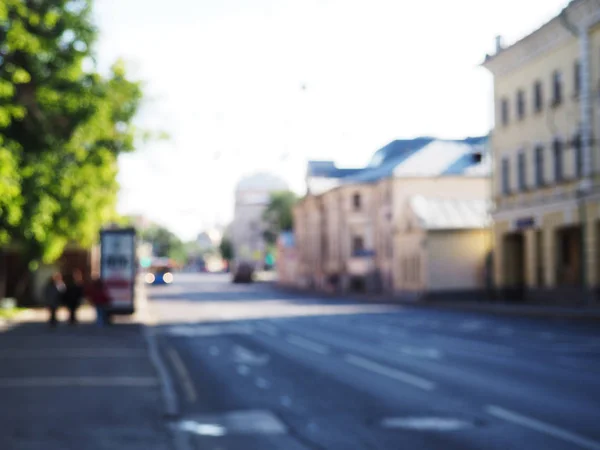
[63,269,84,325]
[86,278,111,327]
[45,272,66,327]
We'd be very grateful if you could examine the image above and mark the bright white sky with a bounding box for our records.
[93,0,568,240]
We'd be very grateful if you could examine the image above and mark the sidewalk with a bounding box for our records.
[274,284,600,320]
[0,297,171,449]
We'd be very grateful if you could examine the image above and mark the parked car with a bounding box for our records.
[232,261,254,283]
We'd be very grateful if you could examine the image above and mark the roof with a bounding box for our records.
[393,139,490,178]
[409,196,491,230]
[306,161,364,179]
[305,136,489,193]
[482,0,584,67]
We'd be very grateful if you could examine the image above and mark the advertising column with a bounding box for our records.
[100,228,137,315]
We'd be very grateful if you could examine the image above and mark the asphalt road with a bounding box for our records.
[150,273,600,450]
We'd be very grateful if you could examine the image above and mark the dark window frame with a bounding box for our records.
[501,157,510,195]
[573,133,583,177]
[574,60,581,97]
[552,70,563,106]
[534,145,545,187]
[501,98,510,126]
[553,138,564,181]
[352,235,364,255]
[517,151,527,191]
[352,192,361,210]
[516,90,526,120]
[534,80,543,113]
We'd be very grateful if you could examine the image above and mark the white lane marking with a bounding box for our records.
[167,347,198,403]
[0,377,159,388]
[0,349,146,358]
[143,327,179,417]
[166,324,253,337]
[236,365,250,376]
[233,345,270,366]
[286,335,330,355]
[486,405,600,450]
[396,346,442,360]
[280,395,292,407]
[255,377,270,389]
[344,354,436,391]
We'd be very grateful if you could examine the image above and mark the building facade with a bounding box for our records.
[293,136,490,297]
[483,0,600,303]
[231,172,289,267]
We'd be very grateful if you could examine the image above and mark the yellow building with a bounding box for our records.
[483,0,600,303]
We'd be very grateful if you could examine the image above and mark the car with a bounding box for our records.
[144,266,174,285]
[232,261,254,283]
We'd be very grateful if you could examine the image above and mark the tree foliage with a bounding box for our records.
[262,190,297,245]
[0,0,144,271]
[139,225,186,264]
[219,236,234,261]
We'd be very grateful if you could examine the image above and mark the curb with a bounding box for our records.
[139,286,194,450]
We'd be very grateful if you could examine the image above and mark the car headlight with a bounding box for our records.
[145,273,155,284]
[163,272,173,284]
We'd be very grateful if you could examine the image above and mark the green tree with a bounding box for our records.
[262,190,297,245]
[0,1,144,294]
[139,225,186,264]
[219,236,234,261]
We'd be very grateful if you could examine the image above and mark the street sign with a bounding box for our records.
[100,227,136,315]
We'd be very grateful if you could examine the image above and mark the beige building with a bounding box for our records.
[395,196,491,300]
[294,137,491,297]
[483,0,600,303]
[231,172,288,267]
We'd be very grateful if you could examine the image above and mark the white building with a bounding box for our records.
[232,172,289,265]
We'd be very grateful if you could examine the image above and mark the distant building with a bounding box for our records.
[294,136,491,297]
[482,0,600,303]
[231,172,289,266]
[196,229,222,252]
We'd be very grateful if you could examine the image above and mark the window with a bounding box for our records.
[352,235,364,254]
[534,145,545,186]
[501,157,510,194]
[516,90,525,120]
[413,256,420,284]
[573,133,583,177]
[553,138,563,181]
[574,60,581,96]
[552,70,563,106]
[501,98,509,126]
[352,192,361,210]
[518,152,527,191]
[534,80,543,112]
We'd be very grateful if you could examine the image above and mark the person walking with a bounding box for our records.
[86,278,111,327]
[63,269,84,325]
[45,272,66,327]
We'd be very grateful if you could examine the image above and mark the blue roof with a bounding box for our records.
[306,136,489,188]
[306,161,363,179]
[442,152,480,175]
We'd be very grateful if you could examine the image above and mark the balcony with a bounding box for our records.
[347,249,376,276]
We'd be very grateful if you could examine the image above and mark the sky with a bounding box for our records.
[93,0,569,241]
